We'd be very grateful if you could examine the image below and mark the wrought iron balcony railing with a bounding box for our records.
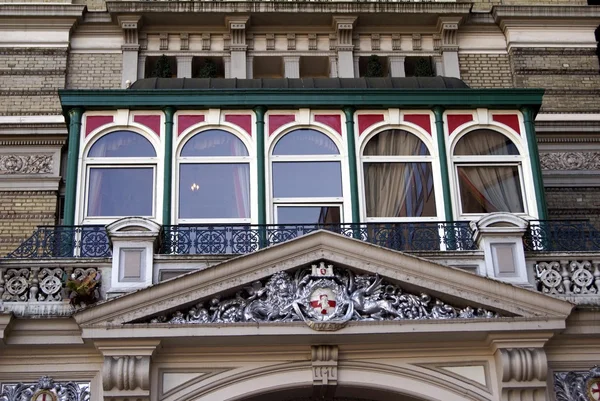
[5,226,111,259]
[159,222,477,255]
[523,220,600,252]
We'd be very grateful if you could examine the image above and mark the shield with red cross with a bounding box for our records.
[588,378,600,401]
[309,288,337,317]
[32,390,57,401]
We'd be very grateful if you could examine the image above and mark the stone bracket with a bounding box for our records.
[436,16,461,51]
[494,346,548,401]
[312,345,338,399]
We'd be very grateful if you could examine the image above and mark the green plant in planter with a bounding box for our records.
[66,271,100,307]
[365,55,384,77]
[152,54,172,78]
[414,57,434,77]
[196,58,218,78]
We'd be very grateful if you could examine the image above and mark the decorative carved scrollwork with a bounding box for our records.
[145,262,499,330]
[554,366,600,401]
[0,376,90,401]
[0,155,53,174]
[540,152,600,171]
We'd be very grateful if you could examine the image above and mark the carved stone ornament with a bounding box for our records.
[0,376,90,401]
[555,366,600,401]
[0,155,53,174]
[540,152,600,171]
[145,262,499,330]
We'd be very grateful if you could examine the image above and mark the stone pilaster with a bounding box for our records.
[333,16,356,78]
[312,345,338,399]
[284,56,300,78]
[118,16,142,88]
[389,56,406,78]
[227,16,249,78]
[437,16,461,78]
[177,55,193,78]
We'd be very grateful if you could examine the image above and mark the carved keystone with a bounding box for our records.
[312,345,338,398]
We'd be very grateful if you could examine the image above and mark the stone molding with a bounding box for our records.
[540,152,600,171]
[312,345,338,398]
[494,347,548,401]
[0,154,53,175]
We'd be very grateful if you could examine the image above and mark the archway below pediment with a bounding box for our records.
[236,385,428,401]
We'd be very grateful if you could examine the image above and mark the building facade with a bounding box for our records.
[0,0,600,400]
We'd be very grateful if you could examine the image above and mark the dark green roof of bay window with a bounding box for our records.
[129,77,471,90]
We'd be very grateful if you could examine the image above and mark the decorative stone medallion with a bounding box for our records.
[588,378,600,401]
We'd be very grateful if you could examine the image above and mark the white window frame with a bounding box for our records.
[175,129,252,224]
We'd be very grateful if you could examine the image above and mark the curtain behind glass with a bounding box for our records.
[458,166,524,213]
[363,130,430,156]
[181,130,248,157]
[454,130,519,156]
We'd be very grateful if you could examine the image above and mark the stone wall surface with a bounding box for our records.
[0,191,57,256]
[66,53,122,89]
[459,53,513,88]
[546,187,600,228]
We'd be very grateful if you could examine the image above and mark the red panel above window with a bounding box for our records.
[134,115,161,137]
[447,114,473,136]
[269,115,296,135]
[403,114,431,135]
[85,115,113,137]
[178,115,205,136]
[225,114,253,137]
[357,114,385,135]
[492,114,521,135]
[314,114,342,136]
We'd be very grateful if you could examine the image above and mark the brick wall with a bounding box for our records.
[510,48,600,113]
[0,48,67,116]
[66,53,122,89]
[459,53,513,88]
[466,0,587,5]
[0,191,57,256]
[546,187,600,228]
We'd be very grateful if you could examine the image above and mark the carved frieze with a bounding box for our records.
[554,366,600,401]
[144,262,499,330]
[0,376,90,401]
[0,154,53,174]
[540,152,600,170]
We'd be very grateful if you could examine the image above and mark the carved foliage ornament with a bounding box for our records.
[0,376,90,401]
[146,262,499,331]
[540,152,600,171]
[555,366,600,401]
[0,155,53,174]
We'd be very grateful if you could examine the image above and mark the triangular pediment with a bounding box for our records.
[74,231,573,334]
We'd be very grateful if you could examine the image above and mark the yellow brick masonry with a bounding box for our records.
[459,53,513,88]
[0,191,57,256]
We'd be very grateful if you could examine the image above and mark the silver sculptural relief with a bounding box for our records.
[0,376,90,401]
[554,366,600,401]
[147,262,499,330]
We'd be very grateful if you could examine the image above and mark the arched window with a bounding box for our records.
[178,129,250,221]
[453,129,525,215]
[270,128,342,224]
[84,130,157,219]
[361,129,436,219]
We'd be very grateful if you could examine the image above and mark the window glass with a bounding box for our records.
[277,206,341,224]
[363,130,430,156]
[454,130,519,156]
[88,131,156,157]
[273,129,339,155]
[273,161,342,198]
[181,129,249,157]
[364,162,436,217]
[87,167,153,216]
[458,166,524,213]
[179,164,250,219]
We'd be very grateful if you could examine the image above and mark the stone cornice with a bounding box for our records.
[106,1,472,15]
[493,5,600,24]
[0,4,85,18]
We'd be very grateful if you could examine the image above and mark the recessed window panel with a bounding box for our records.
[87,167,153,217]
[363,130,430,156]
[181,130,248,157]
[273,161,342,198]
[88,131,156,157]
[458,165,524,213]
[364,162,436,218]
[273,129,339,155]
[454,130,519,156]
[179,164,250,219]
[277,206,341,225]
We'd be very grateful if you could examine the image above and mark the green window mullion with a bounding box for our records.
[162,107,176,226]
[433,106,454,221]
[64,107,83,226]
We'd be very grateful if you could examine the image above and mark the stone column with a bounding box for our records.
[246,55,254,79]
[177,55,193,78]
[227,17,249,78]
[284,56,300,78]
[471,213,530,286]
[97,340,160,401]
[330,56,338,78]
[388,56,405,77]
[437,17,461,78]
[118,16,142,88]
[333,16,356,78]
[137,54,146,82]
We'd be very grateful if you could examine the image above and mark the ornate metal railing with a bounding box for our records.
[5,226,111,258]
[159,222,477,255]
[523,220,600,252]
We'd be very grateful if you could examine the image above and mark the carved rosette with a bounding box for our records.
[555,366,600,401]
[0,155,53,174]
